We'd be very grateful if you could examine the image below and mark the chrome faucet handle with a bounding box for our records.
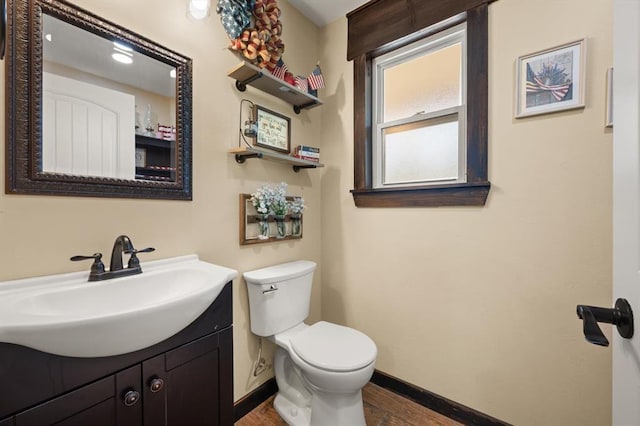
[70,253,105,276]
[127,247,155,268]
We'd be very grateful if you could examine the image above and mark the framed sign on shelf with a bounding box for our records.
[254,105,291,153]
[135,148,146,167]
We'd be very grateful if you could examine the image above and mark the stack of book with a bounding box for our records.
[293,145,320,162]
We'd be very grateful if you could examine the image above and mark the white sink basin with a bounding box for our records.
[0,255,237,357]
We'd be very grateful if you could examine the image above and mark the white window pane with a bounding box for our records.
[383,116,459,185]
[383,43,462,122]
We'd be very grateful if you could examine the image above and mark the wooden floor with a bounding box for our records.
[235,382,463,426]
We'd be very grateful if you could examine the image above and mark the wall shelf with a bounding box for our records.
[229,147,323,172]
[135,135,175,181]
[135,134,174,148]
[227,62,322,114]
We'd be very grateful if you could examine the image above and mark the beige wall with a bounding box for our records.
[319,1,612,425]
[0,0,615,423]
[0,0,321,402]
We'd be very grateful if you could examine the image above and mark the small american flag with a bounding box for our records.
[271,59,288,80]
[295,76,308,93]
[307,64,325,90]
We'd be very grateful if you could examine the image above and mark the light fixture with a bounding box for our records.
[188,0,210,20]
[45,33,53,42]
[112,53,133,64]
[170,69,177,79]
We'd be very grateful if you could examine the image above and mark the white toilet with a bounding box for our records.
[244,260,377,426]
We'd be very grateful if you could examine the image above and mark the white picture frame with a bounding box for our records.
[516,39,586,118]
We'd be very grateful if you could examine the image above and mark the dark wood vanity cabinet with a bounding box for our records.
[0,283,234,426]
[14,366,140,426]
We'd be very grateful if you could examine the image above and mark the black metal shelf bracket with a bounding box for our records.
[235,152,262,164]
[293,164,317,173]
[235,73,263,92]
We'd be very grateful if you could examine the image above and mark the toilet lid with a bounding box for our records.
[290,321,377,372]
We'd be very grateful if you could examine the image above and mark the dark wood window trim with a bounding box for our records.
[348,0,494,207]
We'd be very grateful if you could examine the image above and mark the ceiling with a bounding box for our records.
[288,0,369,27]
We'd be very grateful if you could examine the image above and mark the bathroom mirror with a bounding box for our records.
[5,0,193,199]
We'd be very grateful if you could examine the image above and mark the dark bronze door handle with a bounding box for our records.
[576,298,634,347]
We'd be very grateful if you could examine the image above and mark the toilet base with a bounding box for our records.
[274,393,311,426]
[272,344,369,426]
[308,389,366,426]
[273,390,366,426]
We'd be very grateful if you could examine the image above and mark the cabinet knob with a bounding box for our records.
[122,389,141,407]
[148,377,165,393]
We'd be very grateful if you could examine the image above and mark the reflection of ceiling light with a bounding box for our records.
[112,43,133,65]
[45,34,53,42]
[112,53,133,64]
[170,69,177,79]
[113,46,133,56]
[188,0,211,19]
[113,41,133,52]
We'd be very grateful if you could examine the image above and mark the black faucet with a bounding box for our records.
[110,235,134,272]
[71,235,155,281]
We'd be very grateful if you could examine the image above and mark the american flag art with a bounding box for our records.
[526,63,572,102]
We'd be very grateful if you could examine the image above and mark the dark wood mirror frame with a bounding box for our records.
[5,0,193,200]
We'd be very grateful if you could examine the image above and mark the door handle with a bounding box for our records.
[576,298,634,347]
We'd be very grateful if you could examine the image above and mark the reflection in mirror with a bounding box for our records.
[6,0,192,199]
[42,15,177,182]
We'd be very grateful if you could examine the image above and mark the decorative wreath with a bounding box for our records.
[219,0,285,71]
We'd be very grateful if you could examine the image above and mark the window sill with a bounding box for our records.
[350,182,490,207]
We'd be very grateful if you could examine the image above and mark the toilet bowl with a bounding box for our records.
[244,261,377,426]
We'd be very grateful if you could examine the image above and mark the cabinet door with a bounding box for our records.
[14,365,142,426]
[143,328,233,426]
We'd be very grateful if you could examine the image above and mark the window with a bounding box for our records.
[372,25,466,189]
[347,0,493,207]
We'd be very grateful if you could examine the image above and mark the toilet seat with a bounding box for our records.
[290,321,377,372]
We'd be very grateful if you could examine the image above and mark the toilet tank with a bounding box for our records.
[243,260,316,337]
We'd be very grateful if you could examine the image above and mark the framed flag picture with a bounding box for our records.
[515,39,586,118]
[254,105,291,153]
